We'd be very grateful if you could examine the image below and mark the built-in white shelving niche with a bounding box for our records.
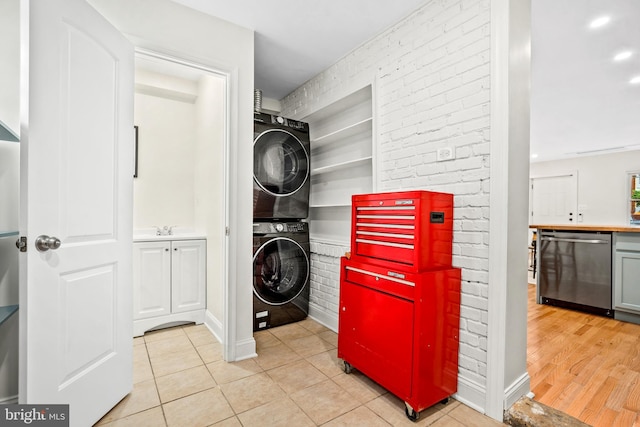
[305,85,374,244]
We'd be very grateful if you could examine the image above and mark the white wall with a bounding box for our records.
[133,70,198,229]
[90,0,255,360]
[0,0,20,135]
[282,0,494,411]
[530,150,640,225]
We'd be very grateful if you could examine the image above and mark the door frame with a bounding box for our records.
[133,48,232,358]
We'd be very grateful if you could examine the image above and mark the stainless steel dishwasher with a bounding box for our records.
[537,230,613,317]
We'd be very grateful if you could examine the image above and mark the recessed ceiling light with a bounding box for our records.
[630,76,640,85]
[614,51,633,61]
[589,15,611,29]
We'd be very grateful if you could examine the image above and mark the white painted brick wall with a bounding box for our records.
[307,241,349,330]
[282,0,491,402]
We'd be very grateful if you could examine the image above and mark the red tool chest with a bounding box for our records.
[339,190,460,421]
[350,190,453,271]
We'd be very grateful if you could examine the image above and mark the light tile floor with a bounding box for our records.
[95,318,504,426]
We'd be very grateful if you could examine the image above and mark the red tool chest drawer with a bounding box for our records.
[338,257,461,417]
[350,190,453,271]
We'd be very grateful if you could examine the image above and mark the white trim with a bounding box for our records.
[309,305,338,332]
[233,337,257,361]
[453,377,487,414]
[486,0,510,420]
[205,309,223,343]
[224,65,240,362]
[133,311,205,337]
[504,372,531,410]
[487,0,532,420]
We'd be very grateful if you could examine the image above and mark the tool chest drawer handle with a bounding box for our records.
[356,214,416,220]
[356,231,415,240]
[355,238,414,249]
[356,206,416,211]
[356,222,415,230]
[346,266,415,287]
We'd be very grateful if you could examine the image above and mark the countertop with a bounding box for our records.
[133,228,206,242]
[529,224,640,233]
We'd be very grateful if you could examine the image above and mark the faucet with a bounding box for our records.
[153,226,175,236]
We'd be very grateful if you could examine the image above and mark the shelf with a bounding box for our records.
[311,118,372,147]
[311,156,372,176]
[0,119,19,143]
[0,231,19,239]
[0,305,18,327]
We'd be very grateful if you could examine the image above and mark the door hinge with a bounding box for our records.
[15,236,27,252]
[225,226,230,236]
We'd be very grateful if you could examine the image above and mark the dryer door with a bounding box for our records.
[254,129,309,196]
[253,237,309,305]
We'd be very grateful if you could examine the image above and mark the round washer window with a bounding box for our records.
[253,237,309,305]
[253,129,309,196]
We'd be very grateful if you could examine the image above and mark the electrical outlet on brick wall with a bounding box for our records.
[437,147,455,162]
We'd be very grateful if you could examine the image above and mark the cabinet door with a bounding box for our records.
[614,250,640,312]
[171,240,206,313]
[338,280,414,399]
[133,241,171,320]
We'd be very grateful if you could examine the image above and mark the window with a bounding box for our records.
[629,173,640,225]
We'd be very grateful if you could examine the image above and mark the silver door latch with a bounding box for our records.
[15,236,27,252]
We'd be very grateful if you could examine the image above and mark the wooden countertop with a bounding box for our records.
[530,224,640,233]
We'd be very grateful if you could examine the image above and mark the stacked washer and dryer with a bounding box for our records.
[252,112,311,331]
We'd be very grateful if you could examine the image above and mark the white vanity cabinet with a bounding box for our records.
[133,238,206,336]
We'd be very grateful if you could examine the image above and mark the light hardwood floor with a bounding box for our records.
[528,283,640,426]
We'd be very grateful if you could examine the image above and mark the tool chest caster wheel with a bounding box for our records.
[405,403,419,421]
[440,397,449,405]
[343,361,353,374]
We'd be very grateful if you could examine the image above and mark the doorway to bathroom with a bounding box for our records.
[133,50,230,349]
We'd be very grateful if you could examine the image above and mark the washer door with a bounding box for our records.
[253,237,309,305]
[254,129,309,197]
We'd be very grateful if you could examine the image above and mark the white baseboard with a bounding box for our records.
[204,310,223,343]
[234,337,257,361]
[454,376,487,414]
[204,310,256,361]
[504,372,531,410]
[308,304,338,332]
[133,310,205,337]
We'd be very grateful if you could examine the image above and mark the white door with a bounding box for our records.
[19,0,134,426]
[171,240,206,314]
[133,241,171,320]
[530,173,578,225]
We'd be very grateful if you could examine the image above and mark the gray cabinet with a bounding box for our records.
[613,233,640,323]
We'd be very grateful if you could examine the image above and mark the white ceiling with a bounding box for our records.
[168,0,640,162]
[531,0,640,162]
[171,0,428,99]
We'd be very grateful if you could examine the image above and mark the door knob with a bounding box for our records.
[35,235,62,252]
